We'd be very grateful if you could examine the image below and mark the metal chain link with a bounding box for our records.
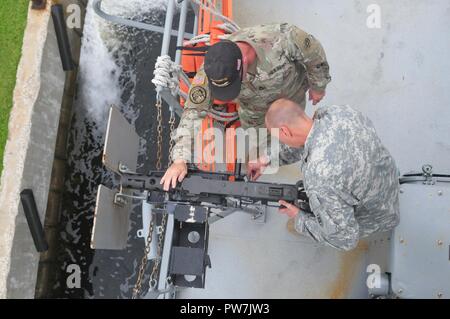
[132,212,156,299]
[156,97,163,170]
[132,96,171,299]
[132,96,165,299]
[168,108,176,166]
[149,211,168,288]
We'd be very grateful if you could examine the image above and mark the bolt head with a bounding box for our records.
[437,240,443,246]
[438,293,443,298]
[398,289,403,294]
[437,191,443,196]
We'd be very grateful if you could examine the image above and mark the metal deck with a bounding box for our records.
[178,0,450,299]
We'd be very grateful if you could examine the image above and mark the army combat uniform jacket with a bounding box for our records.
[283,105,400,251]
[171,23,331,162]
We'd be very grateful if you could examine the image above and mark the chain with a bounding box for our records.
[132,93,171,298]
[149,211,168,288]
[132,212,156,299]
[168,108,176,166]
[156,97,163,170]
[132,96,165,298]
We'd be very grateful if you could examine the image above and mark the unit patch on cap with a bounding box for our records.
[189,86,208,104]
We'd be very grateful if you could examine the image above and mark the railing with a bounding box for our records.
[92,0,194,46]
[93,0,198,117]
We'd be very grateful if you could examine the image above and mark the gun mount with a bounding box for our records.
[91,107,309,295]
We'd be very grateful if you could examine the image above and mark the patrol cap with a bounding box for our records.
[204,40,243,101]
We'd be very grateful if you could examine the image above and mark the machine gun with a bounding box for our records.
[91,107,310,294]
[120,168,310,213]
[99,169,309,290]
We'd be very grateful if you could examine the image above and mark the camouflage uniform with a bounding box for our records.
[171,23,331,162]
[282,105,400,251]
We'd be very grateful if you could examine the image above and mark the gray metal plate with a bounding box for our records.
[391,180,450,299]
[91,185,132,250]
[103,106,140,174]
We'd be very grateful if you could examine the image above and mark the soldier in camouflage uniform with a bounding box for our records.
[262,98,400,251]
[161,23,331,190]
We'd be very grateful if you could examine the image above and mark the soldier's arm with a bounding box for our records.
[277,144,303,166]
[295,189,359,251]
[171,110,201,162]
[286,25,331,92]
[171,68,213,163]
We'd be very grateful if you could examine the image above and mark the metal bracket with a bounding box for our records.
[422,164,435,185]
[113,193,129,207]
[119,162,137,175]
[250,204,267,223]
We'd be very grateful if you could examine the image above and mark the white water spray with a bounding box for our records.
[78,0,169,125]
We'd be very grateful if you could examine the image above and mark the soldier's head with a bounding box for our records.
[265,98,313,148]
[204,40,255,101]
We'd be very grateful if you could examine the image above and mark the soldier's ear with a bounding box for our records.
[280,126,292,138]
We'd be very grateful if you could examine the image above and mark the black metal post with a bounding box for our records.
[31,0,47,10]
[20,189,49,252]
[51,4,76,71]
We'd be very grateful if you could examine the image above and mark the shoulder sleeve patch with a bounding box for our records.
[189,86,208,104]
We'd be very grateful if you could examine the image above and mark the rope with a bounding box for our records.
[182,23,237,46]
[191,0,240,31]
[152,1,242,99]
[152,55,181,95]
[183,33,211,46]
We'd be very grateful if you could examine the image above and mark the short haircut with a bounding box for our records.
[265,98,306,128]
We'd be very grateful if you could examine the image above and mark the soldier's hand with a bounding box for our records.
[278,200,300,218]
[247,155,270,181]
[160,159,188,191]
[309,89,326,105]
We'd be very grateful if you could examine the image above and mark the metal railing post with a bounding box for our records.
[160,0,176,56]
[92,0,193,39]
[31,0,46,10]
[175,0,189,65]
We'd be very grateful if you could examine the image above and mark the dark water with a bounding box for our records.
[52,2,193,299]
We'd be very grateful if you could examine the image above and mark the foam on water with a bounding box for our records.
[101,0,168,16]
[78,0,169,126]
[57,0,180,298]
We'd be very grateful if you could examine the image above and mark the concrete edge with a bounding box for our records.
[0,2,50,299]
[0,1,85,299]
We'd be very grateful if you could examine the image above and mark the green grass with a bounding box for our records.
[0,0,29,174]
